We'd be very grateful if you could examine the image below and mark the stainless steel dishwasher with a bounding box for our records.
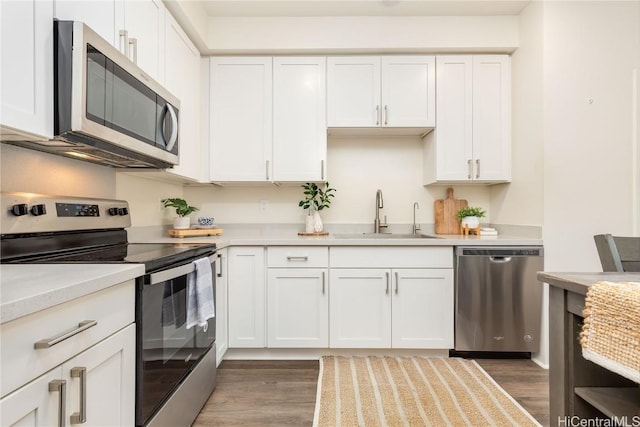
[455,246,544,352]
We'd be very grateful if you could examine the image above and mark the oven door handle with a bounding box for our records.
[147,253,216,285]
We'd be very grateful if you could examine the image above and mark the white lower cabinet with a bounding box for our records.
[329,269,392,348]
[391,269,454,348]
[0,324,135,427]
[267,268,329,347]
[329,247,454,349]
[0,280,136,426]
[228,246,266,348]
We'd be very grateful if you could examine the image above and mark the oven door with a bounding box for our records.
[136,253,216,427]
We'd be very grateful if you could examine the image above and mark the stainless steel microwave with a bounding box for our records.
[14,20,180,168]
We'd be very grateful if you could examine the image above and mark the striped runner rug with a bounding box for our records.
[313,356,541,427]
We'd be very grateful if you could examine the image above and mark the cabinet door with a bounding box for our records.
[329,269,391,348]
[391,269,454,349]
[434,56,473,181]
[228,247,266,348]
[163,11,203,182]
[63,324,135,426]
[215,249,228,365]
[267,269,328,347]
[210,57,273,182]
[327,56,381,127]
[123,0,164,82]
[54,0,120,47]
[381,56,436,127]
[1,0,53,139]
[272,57,327,182]
[472,55,511,182]
[0,368,62,427]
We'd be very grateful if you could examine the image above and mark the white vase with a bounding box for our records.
[305,214,315,233]
[460,216,480,229]
[173,216,190,229]
[313,210,323,232]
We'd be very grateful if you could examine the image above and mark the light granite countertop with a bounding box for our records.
[127,223,543,248]
[0,264,145,324]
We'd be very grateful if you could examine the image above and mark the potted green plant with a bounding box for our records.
[161,198,199,229]
[456,206,486,229]
[298,182,336,232]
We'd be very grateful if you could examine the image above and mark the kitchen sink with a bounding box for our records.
[333,233,439,239]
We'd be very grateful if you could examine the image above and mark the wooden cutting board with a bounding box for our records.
[168,228,224,238]
[434,188,467,235]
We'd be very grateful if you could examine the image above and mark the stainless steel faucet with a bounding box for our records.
[374,189,388,233]
[412,202,421,235]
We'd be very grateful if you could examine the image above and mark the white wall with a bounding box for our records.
[490,1,544,228]
[542,1,640,272]
[115,173,184,227]
[202,16,519,54]
[185,137,491,228]
[0,145,116,198]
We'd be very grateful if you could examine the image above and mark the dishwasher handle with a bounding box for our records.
[489,256,512,263]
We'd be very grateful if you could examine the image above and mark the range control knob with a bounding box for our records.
[10,203,29,216]
[30,204,47,216]
[118,207,129,216]
[108,207,119,216]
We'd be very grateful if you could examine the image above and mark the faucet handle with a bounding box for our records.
[380,215,388,229]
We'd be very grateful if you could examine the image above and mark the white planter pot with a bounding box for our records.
[313,210,323,232]
[460,216,480,229]
[305,215,315,233]
[173,216,190,229]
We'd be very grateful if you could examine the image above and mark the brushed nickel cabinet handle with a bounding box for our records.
[70,367,87,424]
[467,159,472,179]
[321,160,324,181]
[384,105,388,125]
[476,159,480,179]
[119,30,128,56]
[49,379,67,427]
[395,272,399,294]
[322,271,325,294]
[35,321,98,349]
[385,272,390,295]
[128,38,137,64]
[266,160,270,180]
[217,253,223,278]
[376,105,380,125]
[286,256,309,261]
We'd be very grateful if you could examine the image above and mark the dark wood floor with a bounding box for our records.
[193,358,549,427]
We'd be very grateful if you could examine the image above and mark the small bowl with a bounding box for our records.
[197,217,215,228]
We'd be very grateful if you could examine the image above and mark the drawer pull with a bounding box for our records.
[34,320,97,349]
[286,256,309,261]
[49,379,67,427]
[70,367,87,424]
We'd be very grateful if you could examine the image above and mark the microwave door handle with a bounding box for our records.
[147,253,216,285]
[161,104,178,151]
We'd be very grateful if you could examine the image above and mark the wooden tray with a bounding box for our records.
[298,231,329,236]
[168,228,224,238]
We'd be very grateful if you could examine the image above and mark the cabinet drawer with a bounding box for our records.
[330,247,453,268]
[1,280,134,397]
[267,247,328,268]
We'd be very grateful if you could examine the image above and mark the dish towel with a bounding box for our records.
[186,257,215,331]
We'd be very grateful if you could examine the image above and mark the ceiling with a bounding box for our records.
[195,0,531,17]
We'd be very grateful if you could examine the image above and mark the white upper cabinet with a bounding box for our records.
[425,55,511,184]
[327,55,435,128]
[54,0,164,81]
[163,11,202,181]
[272,57,327,182]
[209,57,273,182]
[121,0,164,82]
[0,0,54,139]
